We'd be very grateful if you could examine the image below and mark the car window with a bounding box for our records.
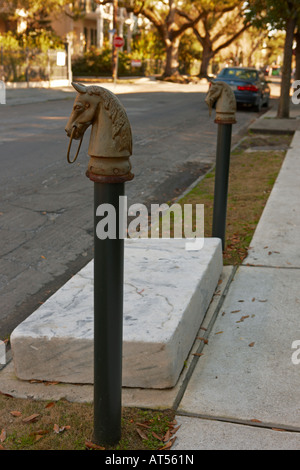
[220,69,258,80]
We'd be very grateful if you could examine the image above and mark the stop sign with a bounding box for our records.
[113,36,124,48]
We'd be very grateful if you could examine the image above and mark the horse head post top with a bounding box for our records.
[205,81,236,124]
[65,82,133,183]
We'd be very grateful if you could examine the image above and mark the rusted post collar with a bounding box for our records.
[205,81,236,125]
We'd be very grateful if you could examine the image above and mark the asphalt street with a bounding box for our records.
[0,84,263,337]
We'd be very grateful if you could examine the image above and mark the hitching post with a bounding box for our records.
[205,81,236,250]
[65,82,133,446]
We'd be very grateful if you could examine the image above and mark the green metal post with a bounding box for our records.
[212,123,232,250]
[93,182,125,446]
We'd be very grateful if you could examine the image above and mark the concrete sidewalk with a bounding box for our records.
[172,117,300,450]
[4,77,210,106]
[1,97,300,450]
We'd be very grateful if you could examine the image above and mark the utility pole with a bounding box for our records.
[112,0,118,82]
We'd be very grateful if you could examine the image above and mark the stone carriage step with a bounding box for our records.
[11,238,222,389]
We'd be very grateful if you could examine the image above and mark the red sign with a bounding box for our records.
[113,36,124,48]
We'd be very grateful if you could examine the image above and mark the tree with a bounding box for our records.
[132,0,203,79]
[245,0,300,118]
[181,1,250,78]
[294,30,300,81]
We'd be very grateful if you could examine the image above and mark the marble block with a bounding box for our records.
[11,238,222,389]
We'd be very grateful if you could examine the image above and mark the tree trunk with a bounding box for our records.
[295,31,300,81]
[163,36,181,78]
[277,16,296,119]
[199,40,213,78]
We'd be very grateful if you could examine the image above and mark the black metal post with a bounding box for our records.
[93,182,125,446]
[212,123,232,250]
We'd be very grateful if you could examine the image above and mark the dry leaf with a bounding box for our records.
[163,429,170,442]
[159,437,176,450]
[250,419,262,423]
[193,352,204,357]
[271,428,286,432]
[85,440,105,450]
[197,337,208,344]
[231,310,241,313]
[152,431,163,441]
[0,429,6,443]
[30,430,49,437]
[22,414,40,423]
[45,402,55,409]
[136,427,148,440]
[236,315,249,323]
[215,331,223,335]
[249,342,255,347]
[10,410,22,417]
[170,424,181,435]
[136,422,150,429]
[53,424,70,434]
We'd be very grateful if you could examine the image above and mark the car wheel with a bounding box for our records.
[254,96,262,112]
[263,95,270,108]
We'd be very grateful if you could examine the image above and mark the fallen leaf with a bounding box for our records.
[45,402,55,409]
[0,429,6,443]
[10,410,22,417]
[199,326,207,331]
[30,430,50,436]
[159,437,176,450]
[85,440,105,450]
[197,337,208,344]
[53,424,70,434]
[136,427,148,440]
[170,424,181,435]
[135,422,150,429]
[236,315,250,323]
[152,431,163,441]
[231,310,241,313]
[193,353,204,357]
[251,419,262,423]
[252,298,255,302]
[249,342,255,347]
[271,428,286,432]
[163,429,170,442]
[0,391,13,398]
[215,331,223,334]
[22,414,40,423]
[258,299,267,302]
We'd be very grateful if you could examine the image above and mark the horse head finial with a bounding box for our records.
[205,81,236,124]
[66,83,133,183]
[72,82,88,94]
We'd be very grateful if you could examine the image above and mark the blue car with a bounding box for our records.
[213,67,271,111]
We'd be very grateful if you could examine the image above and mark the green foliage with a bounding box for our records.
[131,29,164,60]
[244,0,300,29]
[72,47,145,77]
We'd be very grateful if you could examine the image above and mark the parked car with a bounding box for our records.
[213,66,270,111]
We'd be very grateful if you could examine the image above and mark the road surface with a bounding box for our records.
[0,81,264,337]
